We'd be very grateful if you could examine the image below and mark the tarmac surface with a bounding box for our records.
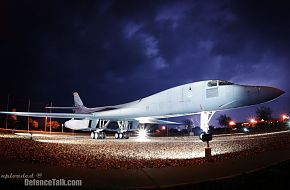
[1,129,290,189]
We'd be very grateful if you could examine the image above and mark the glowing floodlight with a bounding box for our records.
[229,121,236,126]
[282,114,289,121]
[136,128,149,142]
[250,118,257,123]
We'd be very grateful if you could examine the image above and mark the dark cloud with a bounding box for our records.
[0,0,289,122]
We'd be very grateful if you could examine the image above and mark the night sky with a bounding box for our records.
[1,0,290,125]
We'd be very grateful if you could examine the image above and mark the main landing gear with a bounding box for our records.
[90,120,131,140]
[114,121,131,139]
[114,132,129,139]
[90,119,110,139]
[91,131,106,139]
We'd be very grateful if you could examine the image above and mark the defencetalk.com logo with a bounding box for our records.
[24,178,82,187]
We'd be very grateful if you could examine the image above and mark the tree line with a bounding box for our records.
[217,105,273,127]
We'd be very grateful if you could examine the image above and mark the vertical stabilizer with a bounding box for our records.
[73,92,85,108]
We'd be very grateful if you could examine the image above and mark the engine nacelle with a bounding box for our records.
[64,119,90,130]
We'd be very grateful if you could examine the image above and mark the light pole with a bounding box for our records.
[49,101,52,133]
[44,104,48,131]
[45,116,47,131]
[27,98,30,132]
[5,94,9,129]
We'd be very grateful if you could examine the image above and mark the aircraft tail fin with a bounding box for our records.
[73,92,89,113]
[73,92,85,108]
[45,92,87,113]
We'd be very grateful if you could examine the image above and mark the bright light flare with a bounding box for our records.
[229,121,236,126]
[282,114,289,120]
[136,128,149,142]
[250,119,257,123]
[243,127,249,132]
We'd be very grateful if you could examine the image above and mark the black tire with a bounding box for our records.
[99,132,103,139]
[124,132,129,139]
[199,132,206,140]
[199,132,213,142]
[96,132,101,139]
[101,132,106,139]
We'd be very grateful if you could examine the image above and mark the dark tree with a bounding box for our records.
[217,114,232,127]
[256,106,272,120]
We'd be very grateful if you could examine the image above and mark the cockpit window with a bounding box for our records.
[218,80,233,86]
[207,80,217,87]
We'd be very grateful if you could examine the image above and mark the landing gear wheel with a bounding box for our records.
[99,132,105,139]
[115,133,119,139]
[96,132,101,139]
[98,132,103,139]
[199,132,213,142]
[123,132,129,139]
[118,133,123,139]
[101,132,106,139]
[199,132,206,141]
[91,131,95,139]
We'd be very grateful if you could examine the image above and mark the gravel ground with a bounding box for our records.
[0,130,290,169]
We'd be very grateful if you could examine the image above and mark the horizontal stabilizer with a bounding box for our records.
[0,111,93,119]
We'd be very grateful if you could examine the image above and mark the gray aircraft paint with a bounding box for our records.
[90,80,284,120]
[0,80,284,132]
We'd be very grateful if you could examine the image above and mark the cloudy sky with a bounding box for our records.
[0,0,289,125]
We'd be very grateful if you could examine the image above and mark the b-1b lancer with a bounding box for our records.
[0,80,284,141]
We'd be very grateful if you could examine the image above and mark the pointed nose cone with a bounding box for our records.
[270,87,285,98]
[262,87,285,102]
[276,88,285,97]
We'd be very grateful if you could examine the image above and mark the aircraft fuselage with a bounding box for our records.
[92,80,284,120]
